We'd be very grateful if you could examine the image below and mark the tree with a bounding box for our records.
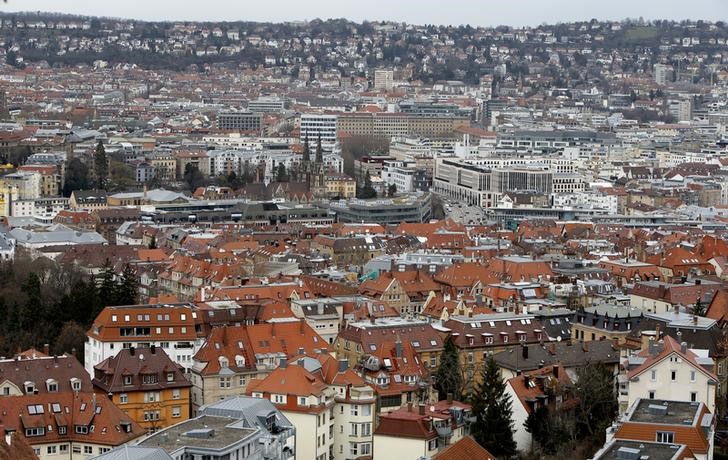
[98,259,118,307]
[435,336,463,400]
[183,163,206,190]
[94,140,108,190]
[387,183,397,197]
[470,356,517,457]
[63,157,91,197]
[53,321,86,362]
[275,163,289,182]
[148,235,157,250]
[574,361,617,440]
[358,171,377,199]
[693,298,706,316]
[114,264,138,306]
[524,405,574,455]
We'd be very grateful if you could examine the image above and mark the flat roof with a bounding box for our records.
[593,440,685,460]
[139,415,258,452]
[626,399,700,426]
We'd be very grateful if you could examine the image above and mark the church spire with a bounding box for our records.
[315,132,323,163]
[302,134,310,163]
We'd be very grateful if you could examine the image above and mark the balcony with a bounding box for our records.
[435,425,453,438]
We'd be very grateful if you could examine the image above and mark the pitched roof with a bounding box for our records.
[0,354,92,394]
[433,436,496,460]
[93,346,191,393]
[626,335,717,382]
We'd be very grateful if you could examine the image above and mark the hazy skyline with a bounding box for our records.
[2,0,727,26]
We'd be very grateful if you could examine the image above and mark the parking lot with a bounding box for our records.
[441,197,489,225]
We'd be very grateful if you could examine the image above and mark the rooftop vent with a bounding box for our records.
[615,446,641,460]
[647,404,668,416]
[184,428,215,439]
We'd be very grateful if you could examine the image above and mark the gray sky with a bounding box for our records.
[2,0,727,26]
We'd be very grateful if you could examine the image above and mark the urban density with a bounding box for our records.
[0,6,727,460]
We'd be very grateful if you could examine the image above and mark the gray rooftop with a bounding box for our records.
[592,440,686,460]
[626,399,702,426]
[198,396,294,435]
[139,415,258,453]
[91,446,173,460]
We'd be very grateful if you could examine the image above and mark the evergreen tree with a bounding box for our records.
[470,356,517,457]
[148,235,157,249]
[98,259,118,307]
[387,183,397,197]
[94,140,108,190]
[693,298,705,316]
[435,336,463,400]
[115,264,138,306]
[63,158,91,197]
[276,163,289,182]
[183,163,206,190]
[358,171,377,199]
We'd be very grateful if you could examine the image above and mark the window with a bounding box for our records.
[167,372,174,382]
[238,376,246,386]
[25,427,44,437]
[84,446,93,454]
[120,394,128,404]
[172,389,181,400]
[219,377,231,388]
[70,378,81,391]
[649,391,655,399]
[650,370,657,382]
[351,405,359,416]
[75,425,88,434]
[690,370,696,382]
[59,444,68,453]
[142,374,158,385]
[123,376,132,385]
[144,392,161,403]
[58,426,67,435]
[172,406,181,418]
[691,392,698,402]
[143,410,161,421]
[656,431,674,444]
[428,438,439,451]
[670,370,677,382]
[47,446,56,454]
[299,397,307,406]
[272,394,286,404]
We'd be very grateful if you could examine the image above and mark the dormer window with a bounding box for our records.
[218,357,229,369]
[142,374,158,385]
[70,378,81,391]
[24,382,35,394]
[46,379,58,393]
[166,372,174,382]
[235,355,245,367]
[123,375,132,385]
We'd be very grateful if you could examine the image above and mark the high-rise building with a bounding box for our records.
[668,98,692,122]
[373,69,394,91]
[653,63,672,86]
[216,112,262,132]
[299,113,338,151]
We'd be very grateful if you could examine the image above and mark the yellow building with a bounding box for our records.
[325,173,356,198]
[92,346,192,433]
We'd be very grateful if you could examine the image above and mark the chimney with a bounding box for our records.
[418,404,426,416]
[681,342,688,354]
[522,344,528,360]
[129,346,135,356]
[677,330,682,343]
[447,392,453,404]
[648,338,657,357]
[43,344,49,355]
[693,315,698,325]
[338,359,348,373]
[553,364,559,379]
[150,344,156,354]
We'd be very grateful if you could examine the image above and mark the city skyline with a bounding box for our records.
[2,0,728,26]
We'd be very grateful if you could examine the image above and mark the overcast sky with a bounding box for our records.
[2,0,727,27]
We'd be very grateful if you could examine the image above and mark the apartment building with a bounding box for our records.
[247,354,376,460]
[190,321,329,413]
[92,346,192,433]
[300,114,338,151]
[85,303,203,375]
[216,112,263,133]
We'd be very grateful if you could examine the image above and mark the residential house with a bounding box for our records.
[619,335,717,414]
[373,399,472,460]
[92,346,192,433]
[190,321,328,414]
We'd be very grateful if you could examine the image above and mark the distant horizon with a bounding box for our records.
[1,0,727,28]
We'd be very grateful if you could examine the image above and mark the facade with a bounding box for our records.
[373,69,394,91]
[300,114,338,152]
[216,112,263,132]
[373,400,472,460]
[247,354,376,460]
[0,391,145,460]
[92,346,192,433]
[619,335,717,414]
[85,303,203,375]
[381,160,430,193]
[190,321,329,413]
[330,193,433,224]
